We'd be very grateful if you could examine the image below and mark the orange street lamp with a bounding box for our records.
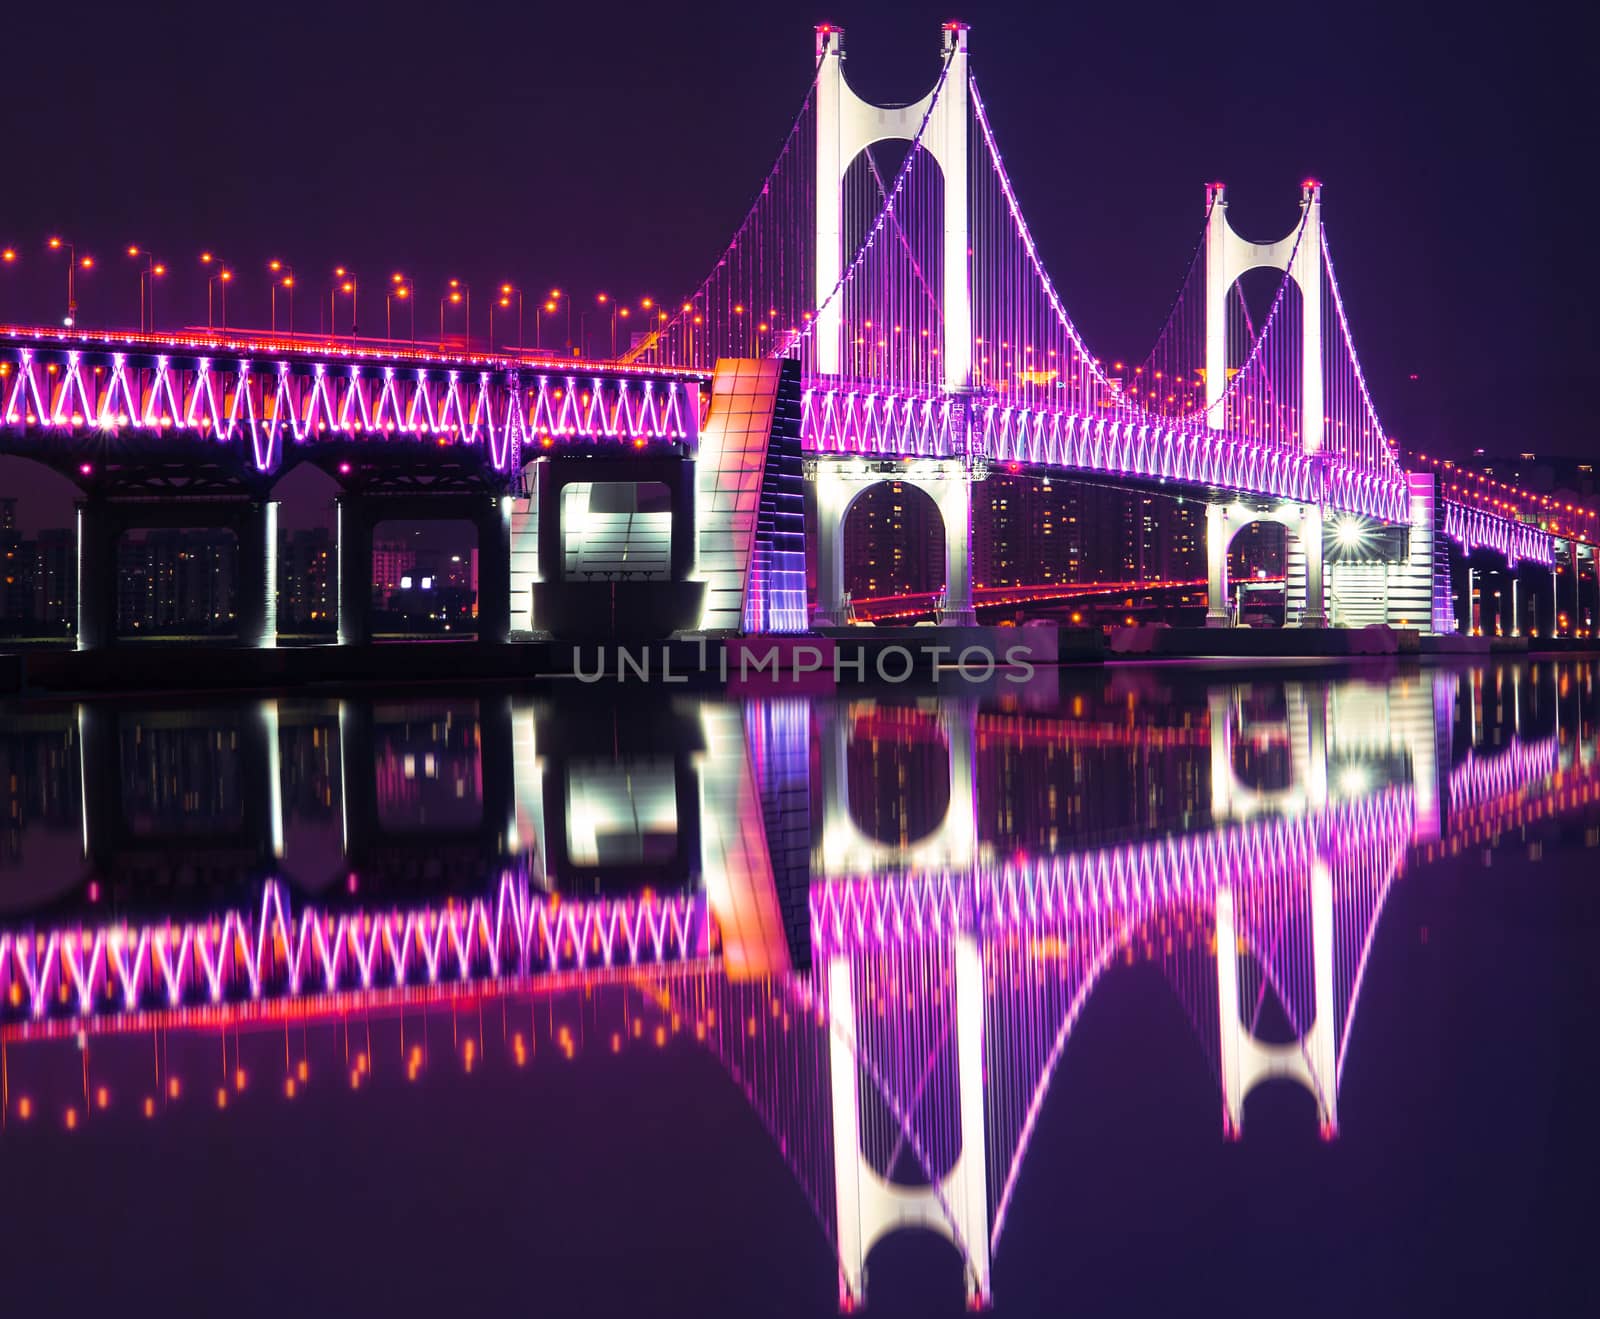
[440,283,469,347]
[329,268,358,337]
[387,274,414,342]
[267,260,296,334]
[126,246,165,331]
[200,252,234,329]
[495,283,524,351]
[48,236,83,327]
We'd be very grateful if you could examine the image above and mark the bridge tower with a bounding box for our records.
[828,933,992,1308]
[1201,182,1328,628]
[815,22,971,392]
[1214,860,1339,1139]
[810,24,979,629]
[1204,180,1324,454]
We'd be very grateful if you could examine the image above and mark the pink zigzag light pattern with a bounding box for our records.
[1442,498,1556,568]
[799,387,1413,523]
[1,329,702,474]
[1447,737,1560,818]
[0,876,707,1025]
[810,789,1417,952]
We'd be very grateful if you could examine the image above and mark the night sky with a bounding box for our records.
[2,0,1593,529]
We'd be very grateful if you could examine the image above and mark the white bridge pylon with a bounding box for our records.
[1204,180,1324,453]
[828,934,991,1309]
[815,22,971,391]
[1215,863,1339,1139]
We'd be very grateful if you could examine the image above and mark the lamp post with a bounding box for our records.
[440,286,466,348]
[328,268,358,337]
[496,284,523,352]
[388,273,414,342]
[0,247,15,320]
[547,288,570,354]
[200,252,233,330]
[440,280,469,350]
[47,237,86,327]
[267,260,295,335]
[537,296,557,352]
[127,246,162,331]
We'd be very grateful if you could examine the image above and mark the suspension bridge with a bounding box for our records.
[1,22,1594,647]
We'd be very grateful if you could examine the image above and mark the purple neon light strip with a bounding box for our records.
[1,337,695,474]
[0,877,706,1024]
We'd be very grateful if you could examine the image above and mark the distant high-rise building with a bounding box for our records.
[836,474,1212,602]
[1,500,26,622]
[33,530,76,628]
[841,482,944,599]
[372,541,417,605]
[116,528,238,634]
[279,526,336,627]
[973,475,1084,586]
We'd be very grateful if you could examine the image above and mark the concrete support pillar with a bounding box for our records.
[1573,542,1582,637]
[936,475,975,626]
[1466,565,1477,636]
[1205,502,1231,627]
[1511,574,1521,637]
[812,463,852,628]
[670,459,698,581]
[1300,507,1326,628]
[475,495,513,644]
[74,498,118,652]
[336,495,374,646]
[536,462,564,586]
[814,28,844,378]
[235,499,279,649]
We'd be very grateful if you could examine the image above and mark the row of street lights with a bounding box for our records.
[2,239,667,356]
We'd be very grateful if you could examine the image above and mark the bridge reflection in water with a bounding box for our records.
[0,666,1595,1309]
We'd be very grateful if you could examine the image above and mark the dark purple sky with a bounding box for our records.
[2,0,1592,530]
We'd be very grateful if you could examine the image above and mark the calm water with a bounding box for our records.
[0,665,1595,1316]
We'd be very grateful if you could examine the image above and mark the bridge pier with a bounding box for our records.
[336,490,512,644]
[1206,500,1325,628]
[524,454,702,638]
[75,495,278,650]
[811,458,975,627]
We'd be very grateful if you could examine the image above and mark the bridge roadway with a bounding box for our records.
[4,322,1587,646]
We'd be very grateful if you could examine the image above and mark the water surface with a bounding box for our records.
[1,664,1595,1315]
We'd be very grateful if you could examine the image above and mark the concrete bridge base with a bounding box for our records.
[76,495,278,650]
